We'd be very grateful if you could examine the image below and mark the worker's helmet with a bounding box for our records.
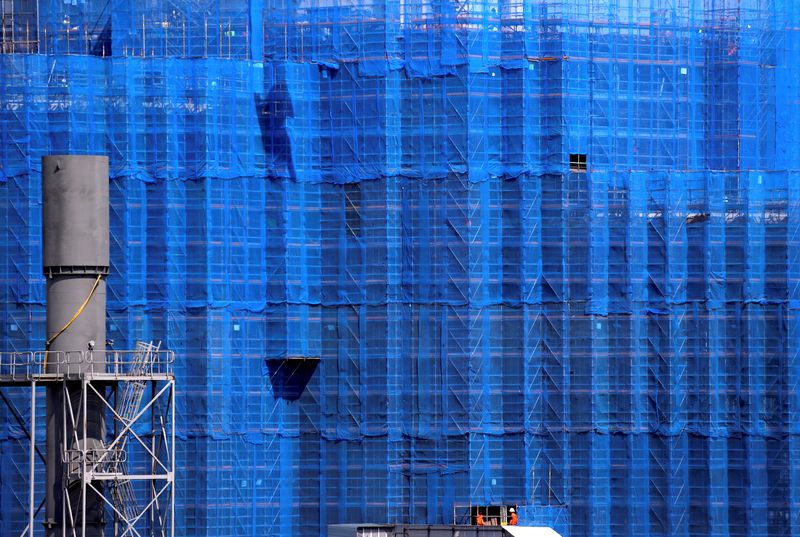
[509,508,516,513]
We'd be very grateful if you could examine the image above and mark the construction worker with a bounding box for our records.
[508,507,518,526]
[476,512,485,526]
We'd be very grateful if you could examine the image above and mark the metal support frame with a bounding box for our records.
[0,347,175,537]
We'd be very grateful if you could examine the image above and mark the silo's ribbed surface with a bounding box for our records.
[1,1,799,536]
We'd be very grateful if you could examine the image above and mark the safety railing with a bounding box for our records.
[63,447,128,480]
[0,346,173,381]
[0,352,40,380]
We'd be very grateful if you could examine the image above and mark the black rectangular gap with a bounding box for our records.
[570,153,587,172]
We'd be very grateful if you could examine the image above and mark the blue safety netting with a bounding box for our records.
[0,0,800,536]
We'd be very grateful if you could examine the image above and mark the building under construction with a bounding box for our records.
[1,0,799,536]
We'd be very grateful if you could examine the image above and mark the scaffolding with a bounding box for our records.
[0,1,799,537]
[0,344,175,537]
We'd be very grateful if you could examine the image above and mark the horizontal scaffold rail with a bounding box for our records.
[0,349,175,384]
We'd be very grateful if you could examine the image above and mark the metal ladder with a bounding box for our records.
[116,341,158,421]
[109,341,159,524]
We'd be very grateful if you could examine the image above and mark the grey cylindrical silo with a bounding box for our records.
[42,155,109,537]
